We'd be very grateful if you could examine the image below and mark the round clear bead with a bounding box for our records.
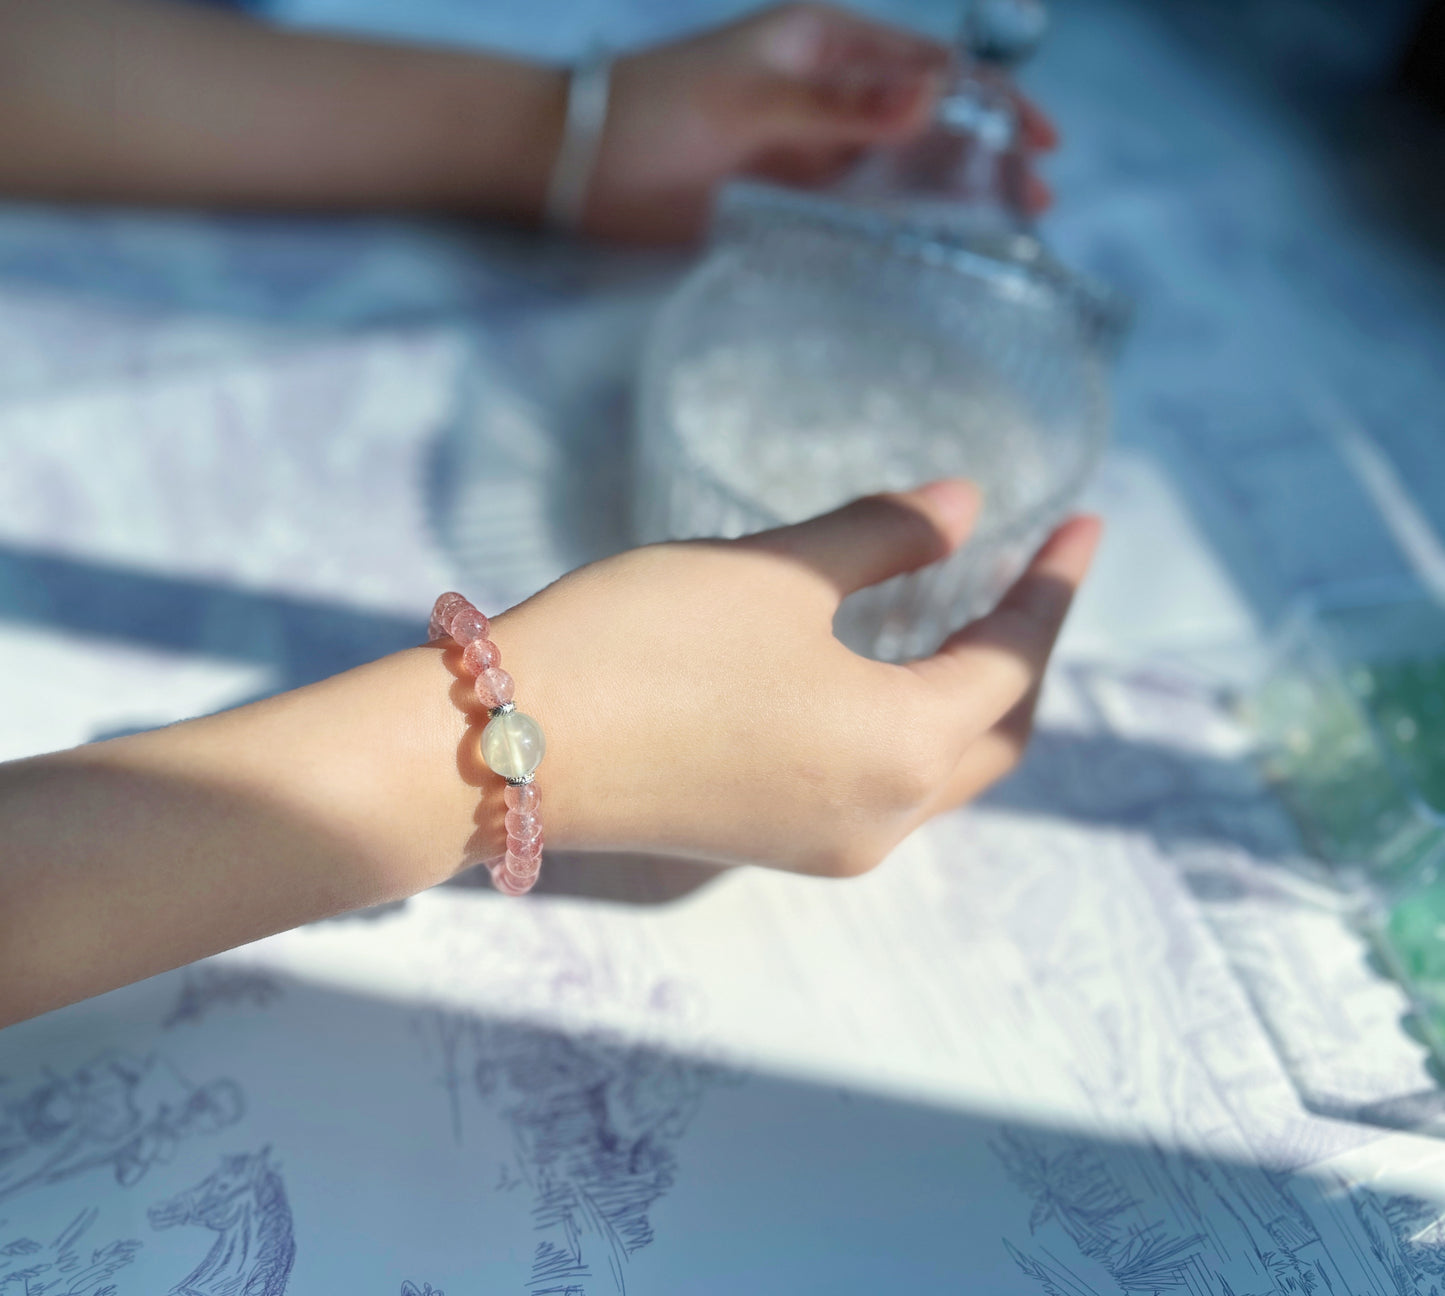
[504,782,540,813]
[505,810,542,841]
[481,710,545,782]
[474,666,515,709]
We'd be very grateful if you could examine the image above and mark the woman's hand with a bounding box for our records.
[0,0,1052,242]
[492,481,1099,874]
[0,481,1096,1024]
[589,3,1057,242]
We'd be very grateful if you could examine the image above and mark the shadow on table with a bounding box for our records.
[981,725,1300,859]
[0,211,675,332]
[444,850,730,906]
[419,292,659,608]
[0,958,1429,1293]
[0,539,420,697]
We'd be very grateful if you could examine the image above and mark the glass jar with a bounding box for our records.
[634,172,1126,660]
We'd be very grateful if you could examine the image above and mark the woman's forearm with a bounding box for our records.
[0,645,490,1025]
[0,488,1097,1028]
[0,0,565,217]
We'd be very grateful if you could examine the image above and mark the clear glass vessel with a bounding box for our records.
[634,176,1126,660]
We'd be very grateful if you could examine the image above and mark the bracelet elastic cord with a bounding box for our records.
[544,49,612,232]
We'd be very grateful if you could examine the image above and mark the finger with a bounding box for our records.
[747,141,868,189]
[1012,92,1059,151]
[751,5,949,146]
[763,67,943,148]
[911,515,1101,734]
[744,479,981,602]
[810,24,951,85]
[931,686,1041,812]
[1001,153,1052,214]
[900,684,1042,835]
[756,4,951,83]
[1023,171,1053,214]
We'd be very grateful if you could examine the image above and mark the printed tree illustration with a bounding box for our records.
[1381,1193,1445,1280]
[1108,1223,1207,1291]
[993,1131,1204,1293]
[993,1130,1137,1263]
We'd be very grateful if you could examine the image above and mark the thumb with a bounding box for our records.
[744,480,980,602]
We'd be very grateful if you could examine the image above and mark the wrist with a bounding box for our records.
[483,603,596,856]
[516,65,571,222]
[444,57,568,221]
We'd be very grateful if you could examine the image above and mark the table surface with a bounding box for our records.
[3,0,1445,1291]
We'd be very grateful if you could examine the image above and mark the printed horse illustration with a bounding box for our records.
[149,1147,294,1296]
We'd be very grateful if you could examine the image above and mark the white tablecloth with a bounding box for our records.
[3,0,1445,1291]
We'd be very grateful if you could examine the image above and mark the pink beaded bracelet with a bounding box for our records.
[429,592,545,896]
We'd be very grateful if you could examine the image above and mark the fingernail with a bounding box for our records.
[1058,513,1105,558]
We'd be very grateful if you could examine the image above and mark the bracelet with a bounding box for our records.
[429,592,545,896]
[543,48,612,232]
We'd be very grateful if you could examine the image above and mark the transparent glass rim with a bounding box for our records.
[715,180,1132,353]
[637,231,1113,547]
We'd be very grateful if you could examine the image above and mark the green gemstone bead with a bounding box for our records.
[481,710,545,782]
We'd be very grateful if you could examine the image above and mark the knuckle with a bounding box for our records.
[878,746,947,810]
[880,685,957,803]
[805,672,949,837]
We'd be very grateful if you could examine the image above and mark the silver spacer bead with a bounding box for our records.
[505,773,536,786]
[489,701,516,718]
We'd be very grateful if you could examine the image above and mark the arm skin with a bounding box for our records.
[0,1,1055,241]
[0,0,567,219]
[0,484,1100,1028]
[0,647,485,1025]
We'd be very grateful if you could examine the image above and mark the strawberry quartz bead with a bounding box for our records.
[503,870,539,899]
[430,589,544,897]
[492,866,533,896]
[448,606,490,646]
[504,850,541,879]
[505,810,542,841]
[504,783,540,813]
[461,638,501,676]
[428,592,469,641]
[474,666,515,709]
[507,834,543,861]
